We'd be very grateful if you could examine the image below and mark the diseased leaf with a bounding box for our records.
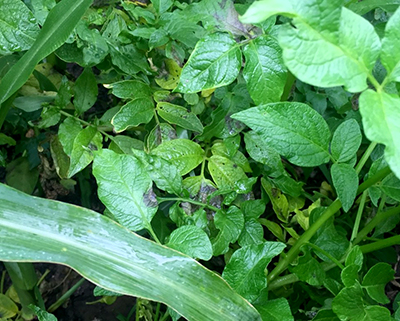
[112,98,154,132]
[151,139,204,175]
[212,206,244,256]
[167,225,212,260]
[208,155,247,191]
[331,119,362,163]
[232,102,331,167]
[93,149,157,232]
[73,68,98,115]
[222,242,286,302]
[0,0,40,55]
[362,263,394,304]
[175,33,241,93]
[243,35,287,104]
[359,90,400,179]
[68,126,102,178]
[157,102,203,133]
[331,163,358,212]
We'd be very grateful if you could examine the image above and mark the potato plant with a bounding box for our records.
[0,0,400,320]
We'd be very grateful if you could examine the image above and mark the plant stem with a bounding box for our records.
[267,166,391,283]
[0,270,5,294]
[155,302,161,321]
[354,205,400,244]
[147,224,161,244]
[305,242,345,269]
[157,197,220,212]
[359,235,400,254]
[351,190,368,242]
[37,269,51,286]
[48,278,86,313]
[355,142,377,174]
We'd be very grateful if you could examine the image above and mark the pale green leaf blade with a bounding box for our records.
[331,163,358,212]
[349,0,400,15]
[208,155,247,190]
[175,33,242,93]
[167,225,212,260]
[92,149,157,232]
[212,206,244,256]
[151,139,204,175]
[341,264,359,287]
[0,293,18,319]
[0,0,40,55]
[239,0,296,24]
[0,0,93,105]
[381,6,400,82]
[68,127,102,178]
[222,242,285,302]
[106,80,152,100]
[112,98,155,133]
[380,173,400,201]
[238,219,264,247]
[345,246,363,271]
[292,249,326,286]
[243,35,287,104]
[157,102,203,133]
[362,263,394,304]
[331,119,362,162]
[359,90,400,178]
[232,102,331,167]
[151,0,173,15]
[0,183,262,321]
[73,68,98,115]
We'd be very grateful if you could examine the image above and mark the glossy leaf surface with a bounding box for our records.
[331,163,358,212]
[0,183,261,321]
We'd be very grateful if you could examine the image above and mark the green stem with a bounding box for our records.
[48,278,86,313]
[0,92,18,131]
[355,142,377,174]
[37,269,51,286]
[147,224,161,244]
[354,205,400,244]
[0,270,5,294]
[159,309,170,321]
[267,166,391,283]
[136,299,141,321]
[155,302,161,321]
[351,190,368,242]
[305,243,345,269]
[269,232,400,291]
[157,197,220,212]
[359,235,400,254]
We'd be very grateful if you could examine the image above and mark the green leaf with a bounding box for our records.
[244,131,284,177]
[175,33,241,93]
[0,183,262,321]
[13,94,56,112]
[109,136,144,154]
[331,163,358,212]
[106,80,152,100]
[76,22,109,66]
[222,242,286,302]
[156,102,203,133]
[253,298,293,321]
[292,248,326,286]
[362,263,394,304]
[208,155,247,191]
[212,206,244,256]
[243,1,381,92]
[341,264,359,287]
[381,7,400,82]
[243,35,287,104]
[349,0,400,15]
[93,149,157,232]
[312,309,340,321]
[166,225,212,260]
[0,0,40,55]
[29,305,57,321]
[147,123,177,151]
[0,293,18,319]
[58,117,82,156]
[28,0,56,25]
[73,68,98,115]
[6,157,39,194]
[331,119,362,163]
[0,133,16,146]
[68,126,102,178]
[359,90,400,179]
[150,0,173,15]
[238,219,264,247]
[112,98,155,133]
[345,246,363,271]
[50,135,70,179]
[232,102,331,167]
[0,0,93,106]
[151,139,204,176]
[240,0,296,24]
[380,173,400,202]
[131,149,182,196]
